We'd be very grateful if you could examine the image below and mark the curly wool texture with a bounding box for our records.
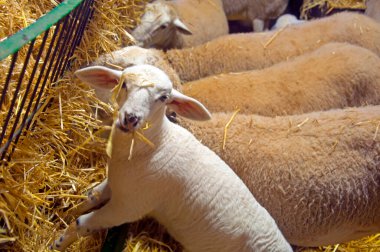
[165,12,380,82]
[182,42,380,115]
[180,105,380,247]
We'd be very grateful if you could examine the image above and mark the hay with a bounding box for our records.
[222,109,240,150]
[296,233,380,251]
[0,0,379,251]
[300,0,366,20]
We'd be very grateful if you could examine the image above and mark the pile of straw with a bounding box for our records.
[0,0,379,251]
[301,0,366,19]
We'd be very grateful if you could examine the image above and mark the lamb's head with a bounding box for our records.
[131,0,192,49]
[75,64,210,133]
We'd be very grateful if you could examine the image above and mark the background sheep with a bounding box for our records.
[131,0,228,50]
[182,42,380,115]
[365,0,380,22]
[221,0,289,31]
[180,105,380,246]
[96,12,380,83]
[51,64,292,252]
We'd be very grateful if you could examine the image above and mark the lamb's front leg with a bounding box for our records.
[51,200,128,251]
[67,179,111,219]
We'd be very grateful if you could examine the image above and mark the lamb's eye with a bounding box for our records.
[121,82,127,89]
[159,94,169,102]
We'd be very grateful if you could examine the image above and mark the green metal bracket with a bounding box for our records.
[0,0,84,61]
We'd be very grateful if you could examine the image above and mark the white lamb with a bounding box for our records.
[131,0,228,49]
[50,64,291,251]
[222,0,289,31]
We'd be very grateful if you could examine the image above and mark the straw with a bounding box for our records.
[222,109,240,150]
[300,0,366,20]
[0,0,379,251]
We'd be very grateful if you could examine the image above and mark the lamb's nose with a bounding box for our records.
[126,114,140,127]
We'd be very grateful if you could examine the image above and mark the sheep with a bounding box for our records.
[131,0,228,50]
[270,14,304,30]
[221,0,289,31]
[181,42,380,115]
[50,64,292,251]
[95,12,380,83]
[180,105,380,246]
[365,0,380,22]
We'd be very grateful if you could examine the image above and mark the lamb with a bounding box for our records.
[221,0,288,31]
[365,0,380,22]
[95,12,380,83]
[50,64,292,251]
[182,42,380,115]
[131,0,228,50]
[270,14,304,30]
[180,105,380,246]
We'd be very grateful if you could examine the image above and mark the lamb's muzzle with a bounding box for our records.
[117,113,141,132]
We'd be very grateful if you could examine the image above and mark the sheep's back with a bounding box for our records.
[181,106,380,246]
[168,12,380,82]
[181,42,380,115]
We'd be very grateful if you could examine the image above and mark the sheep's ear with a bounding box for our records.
[75,66,122,90]
[173,18,192,35]
[167,89,211,121]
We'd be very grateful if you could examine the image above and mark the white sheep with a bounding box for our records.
[131,0,228,50]
[221,0,289,31]
[365,0,380,22]
[50,64,292,251]
[180,105,380,246]
[270,14,304,30]
[96,12,380,83]
[182,42,380,115]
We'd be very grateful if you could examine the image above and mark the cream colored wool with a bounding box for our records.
[182,43,380,115]
[93,12,380,84]
[165,12,380,82]
[180,105,380,247]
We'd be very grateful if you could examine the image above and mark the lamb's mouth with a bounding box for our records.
[115,120,140,133]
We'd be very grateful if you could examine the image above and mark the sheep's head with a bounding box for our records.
[131,1,192,49]
[93,45,182,99]
[95,46,163,70]
[75,65,210,133]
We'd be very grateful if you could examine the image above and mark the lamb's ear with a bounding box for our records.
[173,18,192,35]
[167,89,211,121]
[75,66,122,90]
